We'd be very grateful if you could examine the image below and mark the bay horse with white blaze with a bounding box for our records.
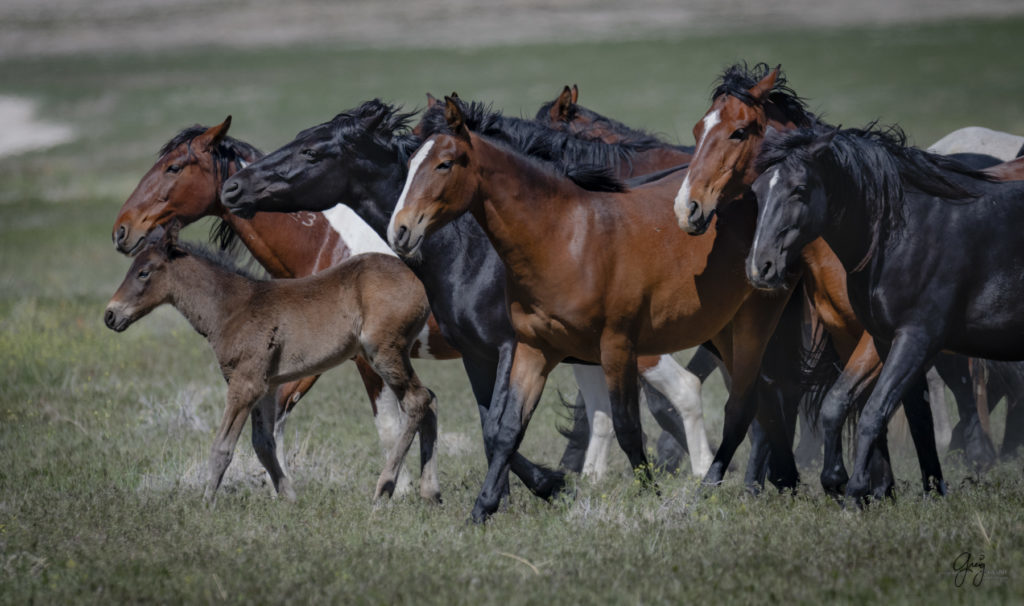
[389,97,798,521]
[105,224,439,503]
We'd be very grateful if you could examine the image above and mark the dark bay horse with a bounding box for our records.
[105,224,439,503]
[747,123,1024,501]
[111,118,459,496]
[388,97,799,521]
[673,63,997,496]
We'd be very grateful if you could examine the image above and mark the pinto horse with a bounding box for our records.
[105,224,439,503]
[673,63,997,496]
[388,97,799,522]
[111,118,459,496]
[747,123,1024,501]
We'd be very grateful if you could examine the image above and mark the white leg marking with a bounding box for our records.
[573,365,614,480]
[410,321,435,360]
[387,139,434,247]
[373,385,414,496]
[641,356,713,476]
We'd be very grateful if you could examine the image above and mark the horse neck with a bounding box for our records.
[817,169,876,275]
[165,254,254,340]
[468,135,581,280]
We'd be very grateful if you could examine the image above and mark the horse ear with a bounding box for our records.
[443,95,471,142]
[764,124,780,141]
[748,66,780,102]
[549,85,574,122]
[425,93,438,109]
[362,108,387,138]
[196,116,232,152]
[808,129,838,157]
[570,84,579,105]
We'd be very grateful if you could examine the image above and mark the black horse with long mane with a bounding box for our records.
[747,122,1024,501]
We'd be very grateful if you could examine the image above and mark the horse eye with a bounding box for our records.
[138,269,151,280]
[302,149,318,161]
[436,160,453,171]
[730,128,747,141]
[166,164,182,174]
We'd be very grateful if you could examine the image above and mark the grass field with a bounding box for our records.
[2,15,1024,604]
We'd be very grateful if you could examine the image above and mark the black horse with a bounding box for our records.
[747,123,1024,501]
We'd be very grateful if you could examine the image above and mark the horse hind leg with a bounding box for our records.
[250,390,296,501]
[355,357,414,496]
[366,345,440,504]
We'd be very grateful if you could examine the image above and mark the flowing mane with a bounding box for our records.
[758,123,997,268]
[298,99,421,162]
[713,62,818,128]
[532,97,693,153]
[419,98,634,189]
[173,238,268,282]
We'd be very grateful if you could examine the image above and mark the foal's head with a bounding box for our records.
[112,118,238,255]
[388,97,478,259]
[104,223,185,332]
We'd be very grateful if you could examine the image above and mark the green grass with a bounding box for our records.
[2,16,1024,604]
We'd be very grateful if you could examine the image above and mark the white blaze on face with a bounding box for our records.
[749,168,780,279]
[387,140,435,247]
[674,110,720,221]
[322,205,395,257]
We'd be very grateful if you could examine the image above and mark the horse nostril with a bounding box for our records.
[761,260,774,277]
[396,225,408,246]
[687,200,702,221]
[115,225,126,245]
[104,309,116,329]
[221,180,240,203]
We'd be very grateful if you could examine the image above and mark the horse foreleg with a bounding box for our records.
[267,375,319,479]
[846,331,941,502]
[471,342,555,523]
[640,355,712,476]
[926,367,952,453]
[573,364,615,480]
[819,333,880,496]
[206,379,265,504]
[600,334,649,483]
[704,291,792,486]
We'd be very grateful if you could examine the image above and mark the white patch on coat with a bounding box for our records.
[639,355,712,476]
[322,205,395,256]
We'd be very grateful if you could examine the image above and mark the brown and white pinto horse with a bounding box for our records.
[389,97,796,522]
[111,117,459,496]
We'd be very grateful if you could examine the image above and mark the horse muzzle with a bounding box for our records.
[103,304,134,332]
[388,223,425,260]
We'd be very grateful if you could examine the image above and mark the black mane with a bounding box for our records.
[419,98,628,192]
[159,125,265,253]
[299,99,421,162]
[713,62,818,128]
[533,98,694,153]
[758,122,997,269]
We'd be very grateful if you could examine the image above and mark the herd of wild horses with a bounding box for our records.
[105,63,1024,522]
